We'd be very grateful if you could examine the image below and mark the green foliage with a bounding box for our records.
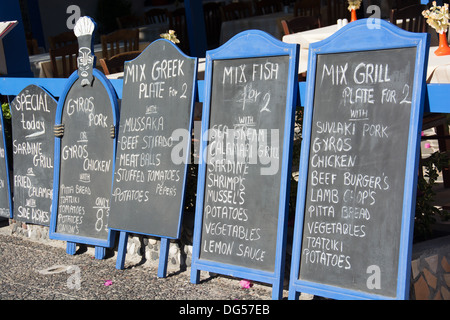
[415,151,450,242]
[1,102,10,120]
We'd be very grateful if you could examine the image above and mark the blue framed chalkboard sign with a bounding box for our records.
[289,19,429,300]
[108,39,198,277]
[190,30,299,300]
[49,17,119,258]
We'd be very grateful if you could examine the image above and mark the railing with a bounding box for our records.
[1,78,448,114]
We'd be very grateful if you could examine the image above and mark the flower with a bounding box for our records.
[239,279,253,289]
[348,0,362,11]
[104,280,113,286]
[422,1,450,34]
[160,30,180,44]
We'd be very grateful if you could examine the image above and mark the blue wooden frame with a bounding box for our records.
[110,39,199,277]
[1,78,448,114]
[0,103,12,219]
[48,69,119,258]
[288,19,430,300]
[189,30,299,300]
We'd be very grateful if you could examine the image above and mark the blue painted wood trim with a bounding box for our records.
[115,231,129,270]
[0,103,13,219]
[0,78,123,99]
[157,238,170,278]
[1,78,448,115]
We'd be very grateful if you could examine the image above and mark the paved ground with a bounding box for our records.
[0,232,277,301]
[0,223,314,305]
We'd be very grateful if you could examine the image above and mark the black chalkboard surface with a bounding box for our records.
[52,74,117,242]
[289,19,430,300]
[198,56,289,272]
[108,39,197,238]
[299,48,416,297]
[10,85,57,225]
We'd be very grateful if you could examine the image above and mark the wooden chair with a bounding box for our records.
[48,31,77,50]
[144,8,169,24]
[116,14,145,29]
[254,0,282,15]
[49,42,78,78]
[101,28,140,60]
[220,2,253,21]
[294,0,321,17]
[326,0,347,26]
[26,38,39,55]
[203,2,222,49]
[99,50,141,75]
[168,8,189,54]
[281,16,322,35]
[390,4,427,33]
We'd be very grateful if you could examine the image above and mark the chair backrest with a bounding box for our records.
[99,50,141,75]
[144,8,169,24]
[326,0,347,26]
[254,0,282,15]
[101,28,140,60]
[168,8,189,54]
[49,42,78,78]
[281,16,322,35]
[220,2,253,21]
[26,38,39,55]
[48,31,77,50]
[203,2,222,48]
[294,0,321,17]
[116,14,145,29]
[390,4,427,33]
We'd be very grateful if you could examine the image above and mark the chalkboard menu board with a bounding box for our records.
[0,107,12,219]
[10,85,57,225]
[108,39,197,238]
[198,55,289,272]
[289,19,429,300]
[191,30,299,300]
[49,70,119,246]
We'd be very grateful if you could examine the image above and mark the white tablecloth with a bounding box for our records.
[427,47,450,83]
[283,24,450,84]
[282,24,339,75]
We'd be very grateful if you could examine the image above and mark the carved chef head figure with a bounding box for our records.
[74,16,96,87]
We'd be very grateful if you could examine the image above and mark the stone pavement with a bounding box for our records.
[0,223,316,303]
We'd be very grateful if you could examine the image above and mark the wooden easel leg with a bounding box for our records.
[288,290,300,300]
[157,238,170,278]
[271,279,283,300]
[190,267,200,284]
[116,231,129,270]
[66,242,76,255]
[95,246,106,259]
